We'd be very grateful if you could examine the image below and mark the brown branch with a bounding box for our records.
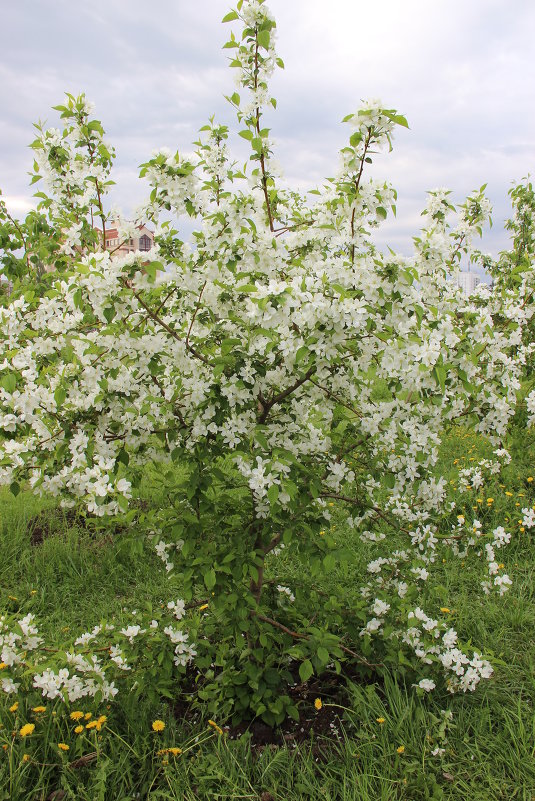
[350,131,372,264]
[258,366,316,423]
[309,378,363,419]
[186,281,207,350]
[121,279,212,367]
[254,33,275,233]
[255,613,381,669]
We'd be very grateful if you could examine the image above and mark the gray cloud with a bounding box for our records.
[2,0,534,256]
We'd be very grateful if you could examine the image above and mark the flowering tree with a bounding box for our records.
[0,0,531,723]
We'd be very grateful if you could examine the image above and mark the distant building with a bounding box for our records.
[456,271,481,295]
[101,222,155,258]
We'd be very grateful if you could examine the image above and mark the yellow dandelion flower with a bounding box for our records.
[70,711,84,721]
[314,698,322,711]
[8,596,17,601]
[520,527,525,532]
[9,702,18,713]
[396,745,405,754]
[440,607,451,614]
[58,743,69,751]
[208,720,223,735]
[86,720,98,730]
[376,717,386,724]
[199,604,209,611]
[22,753,31,763]
[74,725,84,734]
[505,491,513,496]
[84,713,92,720]
[32,706,46,714]
[152,720,165,732]
[168,747,182,756]
[498,563,505,569]
[487,498,494,504]
[0,662,7,670]
[527,477,533,483]
[19,724,35,738]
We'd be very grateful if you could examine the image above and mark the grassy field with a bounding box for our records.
[1,426,535,800]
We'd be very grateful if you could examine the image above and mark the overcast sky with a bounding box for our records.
[2,0,534,259]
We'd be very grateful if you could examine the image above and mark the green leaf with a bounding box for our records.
[54,386,66,407]
[433,364,446,393]
[204,569,216,591]
[257,29,270,49]
[103,306,115,324]
[0,373,17,394]
[222,10,239,22]
[384,473,396,489]
[323,553,336,572]
[299,659,314,682]
[116,448,130,466]
[10,481,20,497]
[317,646,330,665]
[267,484,279,504]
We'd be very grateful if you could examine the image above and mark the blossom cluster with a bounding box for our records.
[0,0,532,700]
[0,604,195,704]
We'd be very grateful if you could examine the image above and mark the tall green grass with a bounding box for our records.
[1,426,535,799]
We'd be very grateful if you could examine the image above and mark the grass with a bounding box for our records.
[1,426,535,799]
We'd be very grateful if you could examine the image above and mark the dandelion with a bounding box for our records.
[396,745,405,754]
[32,706,46,713]
[19,724,35,737]
[22,753,30,763]
[0,662,7,670]
[440,607,451,613]
[152,720,165,732]
[199,604,209,611]
[58,743,69,751]
[70,711,84,721]
[9,702,18,713]
[168,747,182,755]
[376,717,385,724]
[208,720,223,735]
[86,720,99,730]
[84,713,92,720]
[527,477,533,483]
[314,698,322,710]
[74,725,84,734]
